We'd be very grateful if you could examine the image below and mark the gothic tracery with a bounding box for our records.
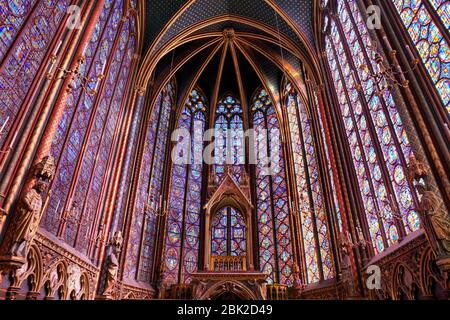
[0,0,448,302]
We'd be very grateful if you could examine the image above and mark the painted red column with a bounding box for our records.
[0,0,106,233]
[34,0,106,170]
[316,86,359,277]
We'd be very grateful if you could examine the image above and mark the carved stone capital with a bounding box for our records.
[34,156,56,182]
[0,255,26,271]
[135,85,146,96]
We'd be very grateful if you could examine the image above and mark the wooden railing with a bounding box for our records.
[211,255,247,272]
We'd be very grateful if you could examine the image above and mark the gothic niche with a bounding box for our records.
[190,167,267,300]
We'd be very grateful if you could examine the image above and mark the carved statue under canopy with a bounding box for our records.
[102,231,123,297]
[0,156,55,265]
[6,181,47,258]
[417,185,450,254]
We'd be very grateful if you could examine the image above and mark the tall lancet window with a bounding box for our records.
[284,83,333,284]
[252,88,294,286]
[40,1,138,256]
[125,80,175,281]
[390,0,450,114]
[214,94,244,183]
[324,0,420,255]
[163,89,207,285]
[313,92,343,232]
[0,0,72,153]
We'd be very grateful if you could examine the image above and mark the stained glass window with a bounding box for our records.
[284,84,333,283]
[42,0,122,236]
[123,81,175,281]
[112,94,145,233]
[252,88,295,286]
[74,20,134,255]
[214,94,244,183]
[162,89,207,285]
[38,1,139,260]
[0,0,71,153]
[211,207,246,256]
[325,0,420,255]
[0,0,37,60]
[391,0,450,115]
[313,92,343,232]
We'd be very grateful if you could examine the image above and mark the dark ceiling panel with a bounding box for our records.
[150,38,218,97]
[233,49,264,102]
[271,0,315,44]
[144,0,186,51]
[155,0,228,52]
[236,41,283,100]
[196,50,222,105]
[248,38,304,77]
[144,0,310,55]
[174,43,220,105]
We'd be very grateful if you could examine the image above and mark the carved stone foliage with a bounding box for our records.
[0,232,95,300]
[363,234,447,300]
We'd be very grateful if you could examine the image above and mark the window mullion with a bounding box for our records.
[422,0,450,44]
[263,112,281,284]
[293,95,325,281]
[177,110,194,283]
[328,32,390,249]
[344,0,410,238]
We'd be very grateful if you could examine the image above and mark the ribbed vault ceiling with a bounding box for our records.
[141,0,317,116]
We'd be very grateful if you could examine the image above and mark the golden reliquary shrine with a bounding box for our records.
[0,0,449,301]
